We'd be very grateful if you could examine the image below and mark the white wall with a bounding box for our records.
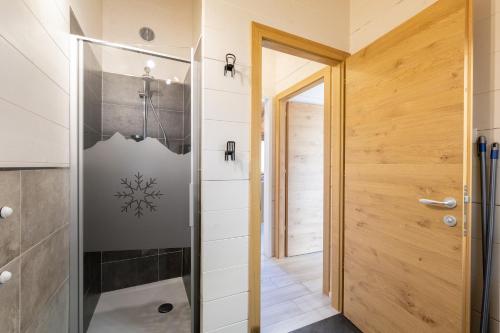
[70,0,103,38]
[101,0,193,80]
[349,0,437,53]
[471,0,500,331]
[200,1,349,332]
[0,0,71,167]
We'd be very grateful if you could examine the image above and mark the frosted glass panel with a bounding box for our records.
[83,133,190,251]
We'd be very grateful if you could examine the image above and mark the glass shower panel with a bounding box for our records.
[84,135,190,250]
[76,39,193,333]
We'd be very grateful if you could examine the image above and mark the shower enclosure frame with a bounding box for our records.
[68,35,201,333]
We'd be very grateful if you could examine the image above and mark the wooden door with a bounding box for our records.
[344,1,471,332]
[286,101,324,256]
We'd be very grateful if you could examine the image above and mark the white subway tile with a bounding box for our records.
[204,58,250,95]
[205,320,247,333]
[202,209,249,241]
[0,0,69,92]
[204,0,251,30]
[203,237,248,272]
[23,0,70,57]
[204,26,251,67]
[474,0,500,21]
[474,90,500,130]
[471,239,500,321]
[474,50,500,95]
[0,37,69,127]
[203,89,250,123]
[474,129,500,206]
[475,14,500,56]
[202,150,249,181]
[471,203,500,243]
[471,310,500,333]
[201,180,249,211]
[0,98,69,166]
[203,265,248,301]
[52,0,70,23]
[202,292,248,332]
[203,120,250,152]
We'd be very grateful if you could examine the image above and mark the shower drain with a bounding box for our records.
[158,303,174,314]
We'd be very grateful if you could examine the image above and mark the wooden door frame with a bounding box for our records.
[250,22,349,332]
[273,68,332,296]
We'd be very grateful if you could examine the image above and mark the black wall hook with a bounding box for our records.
[224,53,236,77]
[225,141,236,161]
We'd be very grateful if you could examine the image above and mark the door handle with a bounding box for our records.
[418,197,457,208]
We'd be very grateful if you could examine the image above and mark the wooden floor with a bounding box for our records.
[260,252,338,333]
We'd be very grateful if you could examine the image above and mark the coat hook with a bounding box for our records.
[224,53,236,77]
[225,141,236,161]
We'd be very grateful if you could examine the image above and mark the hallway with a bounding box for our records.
[260,252,337,332]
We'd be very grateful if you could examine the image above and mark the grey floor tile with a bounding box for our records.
[290,314,362,333]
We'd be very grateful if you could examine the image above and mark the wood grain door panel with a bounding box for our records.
[344,0,470,332]
[286,101,324,256]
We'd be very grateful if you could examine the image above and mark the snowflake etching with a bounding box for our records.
[114,172,163,218]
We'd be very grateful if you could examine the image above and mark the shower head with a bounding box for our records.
[142,66,155,81]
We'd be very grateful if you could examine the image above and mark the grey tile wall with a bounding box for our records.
[78,19,104,331]
[100,247,186,292]
[0,171,20,269]
[0,168,69,333]
[83,252,100,333]
[182,247,191,303]
[87,71,191,297]
[101,71,190,154]
[21,170,69,251]
[25,281,69,333]
[21,227,69,332]
[183,68,192,154]
[83,43,103,149]
[0,258,20,333]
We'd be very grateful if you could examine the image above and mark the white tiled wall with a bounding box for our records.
[0,0,70,167]
[471,0,500,330]
[200,0,349,331]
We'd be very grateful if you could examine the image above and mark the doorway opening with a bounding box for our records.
[260,56,333,331]
[250,22,349,332]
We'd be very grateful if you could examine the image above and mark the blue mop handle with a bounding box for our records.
[492,144,499,159]
[481,142,499,333]
[478,136,488,277]
[478,137,487,154]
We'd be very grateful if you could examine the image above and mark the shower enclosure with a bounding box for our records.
[69,36,200,333]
